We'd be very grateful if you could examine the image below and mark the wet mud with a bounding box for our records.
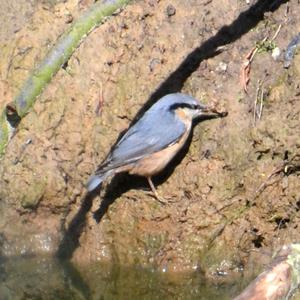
[0,0,300,296]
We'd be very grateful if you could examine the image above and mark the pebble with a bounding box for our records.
[149,58,161,72]
[272,47,281,61]
[165,4,176,17]
[216,61,227,72]
[64,12,73,24]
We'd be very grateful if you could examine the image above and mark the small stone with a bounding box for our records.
[216,61,227,72]
[108,25,115,33]
[201,185,211,194]
[119,21,128,30]
[149,58,161,72]
[165,4,176,17]
[272,47,281,61]
[20,181,46,209]
[148,0,156,6]
[137,44,144,51]
[64,13,73,24]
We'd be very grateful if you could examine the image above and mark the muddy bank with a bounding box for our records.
[0,0,300,287]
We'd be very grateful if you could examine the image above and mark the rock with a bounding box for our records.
[216,61,228,72]
[165,4,176,17]
[271,47,281,61]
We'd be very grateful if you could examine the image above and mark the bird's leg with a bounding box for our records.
[147,177,166,205]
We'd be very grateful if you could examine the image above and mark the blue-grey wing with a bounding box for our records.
[103,110,186,169]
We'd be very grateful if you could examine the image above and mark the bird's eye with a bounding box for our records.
[169,103,201,111]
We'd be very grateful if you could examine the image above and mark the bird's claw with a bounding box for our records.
[155,195,167,205]
[146,190,167,205]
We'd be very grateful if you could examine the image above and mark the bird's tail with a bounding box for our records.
[86,169,114,192]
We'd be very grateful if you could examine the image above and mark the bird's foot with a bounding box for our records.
[146,177,167,205]
[153,193,167,205]
[146,190,167,205]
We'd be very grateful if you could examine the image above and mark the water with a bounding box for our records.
[0,256,247,300]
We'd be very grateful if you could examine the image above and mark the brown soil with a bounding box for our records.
[0,0,300,287]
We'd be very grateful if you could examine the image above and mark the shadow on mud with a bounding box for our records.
[56,190,97,261]
[55,0,288,262]
[142,0,288,113]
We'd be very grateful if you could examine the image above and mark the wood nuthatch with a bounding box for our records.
[87,93,224,203]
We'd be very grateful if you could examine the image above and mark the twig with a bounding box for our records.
[254,167,282,196]
[270,24,282,42]
[254,80,260,124]
[253,80,265,125]
[284,2,289,22]
[241,24,281,94]
[95,82,104,116]
[258,86,264,120]
[240,36,267,93]
[254,154,300,197]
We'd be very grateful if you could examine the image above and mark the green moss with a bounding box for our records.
[0,0,133,158]
[143,232,168,257]
[15,0,132,117]
[198,237,241,274]
[256,40,276,53]
[21,180,46,209]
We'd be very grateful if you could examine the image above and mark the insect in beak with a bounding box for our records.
[201,105,228,117]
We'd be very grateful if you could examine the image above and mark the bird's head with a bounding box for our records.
[154,93,226,121]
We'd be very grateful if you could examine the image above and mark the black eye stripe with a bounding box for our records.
[169,103,201,110]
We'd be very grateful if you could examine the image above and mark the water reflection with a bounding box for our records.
[0,256,249,300]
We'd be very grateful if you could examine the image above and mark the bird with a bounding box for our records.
[87,93,224,203]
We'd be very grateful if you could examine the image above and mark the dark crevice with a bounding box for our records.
[6,103,21,128]
[252,235,264,248]
[274,217,290,229]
